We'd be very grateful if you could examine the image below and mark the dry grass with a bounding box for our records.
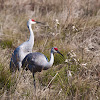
[0,0,100,100]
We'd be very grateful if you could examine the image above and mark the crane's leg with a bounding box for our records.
[18,62,22,71]
[10,60,14,72]
[33,73,36,92]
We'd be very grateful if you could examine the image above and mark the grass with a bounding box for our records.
[0,40,13,49]
[0,63,12,93]
[0,0,100,100]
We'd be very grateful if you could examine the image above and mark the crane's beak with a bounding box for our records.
[57,50,64,57]
[35,21,45,25]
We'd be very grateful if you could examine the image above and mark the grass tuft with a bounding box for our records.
[0,63,11,91]
[0,40,13,49]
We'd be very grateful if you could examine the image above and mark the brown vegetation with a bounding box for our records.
[0,0,100,100]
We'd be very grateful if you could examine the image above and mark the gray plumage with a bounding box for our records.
[22,52,49,73]
[22,47,63,90]
[10,19,42,72]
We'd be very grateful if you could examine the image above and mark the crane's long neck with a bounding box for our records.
[49,52,54,66]
[28,24,34,47]
[44,52,54,70]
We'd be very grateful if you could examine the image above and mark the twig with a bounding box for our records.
[42,72,58,91]
[57,73,64,84]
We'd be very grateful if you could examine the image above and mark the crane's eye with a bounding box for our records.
[32,19,35,22]
[54,48,58,51]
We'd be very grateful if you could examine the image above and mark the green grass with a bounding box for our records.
[54,54,65,65]
[40,60,80,86]
[0,63,18,96]
[0,64,10,90]
[0,40,13,49]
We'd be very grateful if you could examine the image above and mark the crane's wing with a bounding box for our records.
[10,47,21,72]
[22,52,49,72]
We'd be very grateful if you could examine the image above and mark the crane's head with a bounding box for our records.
[27,19,44,26]
[51,47,64,57]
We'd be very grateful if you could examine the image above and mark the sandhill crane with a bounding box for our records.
[10,19,43,72]
[22,47,64,89]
